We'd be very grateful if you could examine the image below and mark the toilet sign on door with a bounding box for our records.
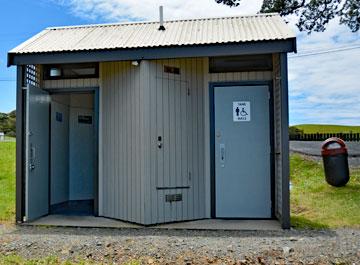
[233,101,250,122]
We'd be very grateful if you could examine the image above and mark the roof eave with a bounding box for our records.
[8,38,297,66]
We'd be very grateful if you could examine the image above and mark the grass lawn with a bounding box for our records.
[294,124,360,134]
[0,141,15,223]
[0,255,65,265]
[0,141,359,228]
[290,153,360,228]
[0,255,141,265]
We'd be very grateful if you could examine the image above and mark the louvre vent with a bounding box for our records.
[165,194,182,202]
[164,65,180,75]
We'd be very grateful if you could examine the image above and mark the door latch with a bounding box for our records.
[220,143,225,168]
[157,136,163,149]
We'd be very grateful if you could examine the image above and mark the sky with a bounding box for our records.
[0,0,359,125]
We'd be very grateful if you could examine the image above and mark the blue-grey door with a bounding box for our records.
[25,85,50,221]
[214,85,271,218]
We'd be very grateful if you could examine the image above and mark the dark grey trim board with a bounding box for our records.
[156,186,190,190]
[94,87,99,216]
[209,84,215,218]
[268,83,276,218]
[280,53,290,229]
[8,39,296,66]
[209,81,275,219]
[48,95,52,216]
[16,66,24,222]
[46,87,99,94]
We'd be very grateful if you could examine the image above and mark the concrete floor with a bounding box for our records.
[27,215,282,231]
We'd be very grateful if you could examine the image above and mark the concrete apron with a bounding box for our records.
[25,215,282,231]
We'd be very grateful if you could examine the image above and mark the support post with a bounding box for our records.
[15,65,24,223]
[280,53,290,229]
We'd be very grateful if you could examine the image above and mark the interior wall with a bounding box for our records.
[50,95,70,205]
[69,94,95,201]
[50,93,95,205]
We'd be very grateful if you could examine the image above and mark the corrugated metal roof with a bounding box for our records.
[10,13,295,54]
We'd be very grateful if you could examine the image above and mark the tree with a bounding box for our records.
[0,111,16,137]
[215,0,360,33]
[289,126,304,137]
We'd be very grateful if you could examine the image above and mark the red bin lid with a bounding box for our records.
[321,137,347,156]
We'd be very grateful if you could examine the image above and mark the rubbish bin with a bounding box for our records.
[321,137,350,187]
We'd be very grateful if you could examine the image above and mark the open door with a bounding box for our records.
[25,85,50,221]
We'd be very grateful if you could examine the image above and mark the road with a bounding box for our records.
[290,141,360,167]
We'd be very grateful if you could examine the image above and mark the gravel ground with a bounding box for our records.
[1,225,360,264]
[290,141,360,167]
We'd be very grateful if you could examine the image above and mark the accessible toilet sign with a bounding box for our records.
[233,101,250,122]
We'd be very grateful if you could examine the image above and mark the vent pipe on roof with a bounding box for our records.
[158,6,165,31]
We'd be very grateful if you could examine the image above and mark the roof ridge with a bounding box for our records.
[47,13,280,30]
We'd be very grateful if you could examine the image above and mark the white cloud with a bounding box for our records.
[288,19,360,125]
[53,0,360,125]
[54,0,263,21]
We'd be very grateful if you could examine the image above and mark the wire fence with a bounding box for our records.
[290,133,360,142]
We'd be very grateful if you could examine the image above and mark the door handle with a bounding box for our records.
[29,144,36,171]
[220,143,225,168]
[30,146,36,161]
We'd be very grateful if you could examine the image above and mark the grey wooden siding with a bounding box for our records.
[272,54,283,221]
[147,58,205,224]
[207,71,272,82]
[100,59,205,224]
[43,78,99,89]
[100,56,284,225]
[100,61,145,224]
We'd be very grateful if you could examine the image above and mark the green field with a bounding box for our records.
[293,124,360,134]
[290,154,360,228]
[0,141,16,222]
[0,142,359,228]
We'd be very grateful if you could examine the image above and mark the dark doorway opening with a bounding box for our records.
[49,92,97,216]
